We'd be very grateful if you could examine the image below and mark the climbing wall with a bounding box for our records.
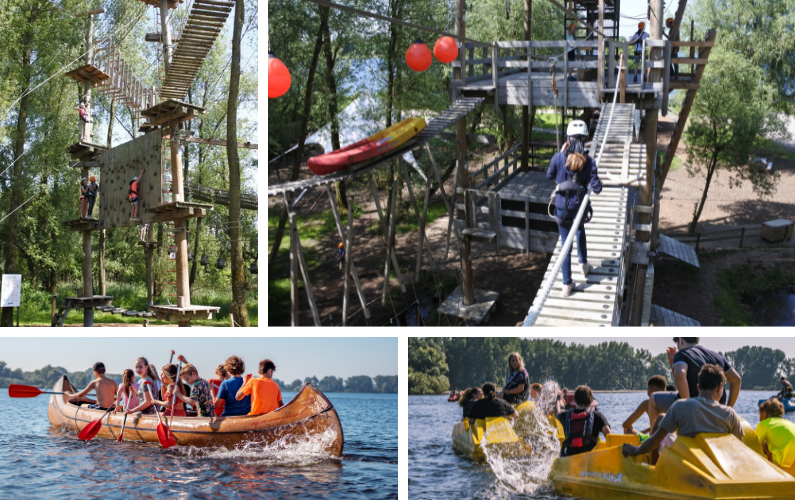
[98,133,163,229]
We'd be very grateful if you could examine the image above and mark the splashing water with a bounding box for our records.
[480,381,563,498]
[173,427,340,467]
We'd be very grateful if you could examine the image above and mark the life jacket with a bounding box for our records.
[562,408,596,452]
[553,158,593,226]
[633,29,647,52]
[129,180,139,200]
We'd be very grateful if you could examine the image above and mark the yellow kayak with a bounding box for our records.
[451,401,563,461]
[550,420,795,500]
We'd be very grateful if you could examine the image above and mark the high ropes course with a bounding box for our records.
[51,0,246,327]
[269,0,714,327]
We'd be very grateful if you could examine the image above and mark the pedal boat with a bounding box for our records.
[451,401,563,461]
[758,397,795,413]
[48,375,344,453]
[550,422,795,500]
[307,117,426,175]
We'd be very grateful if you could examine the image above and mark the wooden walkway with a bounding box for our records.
[651,304,701,327]
[161,0,235,101]
[658,233,700,268]
[529,103,643,327]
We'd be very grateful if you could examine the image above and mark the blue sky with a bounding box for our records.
[533,337,795,358]
[0,337,397,382]
[616,0,682,38]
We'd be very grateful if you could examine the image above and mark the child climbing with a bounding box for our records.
[86,176,99,218]
[129,168,145,221]
[629,22,650,83]
[79,178,89,218]
[77,102,92,142]
[337,242,345,271]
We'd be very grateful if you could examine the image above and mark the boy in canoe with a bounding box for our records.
[66,362,118,410]
[622,375,667,435]
[758,398,795,470]
[236,359,284,416]
[216,355,251,416]
[173,358,215,417]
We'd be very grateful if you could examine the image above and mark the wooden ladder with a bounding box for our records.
[52,299,73,327]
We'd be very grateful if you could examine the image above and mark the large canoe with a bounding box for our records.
[48,375,344,453]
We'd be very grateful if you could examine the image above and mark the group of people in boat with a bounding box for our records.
[454,338,795,472]
[64,355,284,418]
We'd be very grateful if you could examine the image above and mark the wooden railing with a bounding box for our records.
[467,143,522,191]
[671,226,762,250]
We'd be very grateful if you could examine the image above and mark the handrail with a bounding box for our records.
[523,53,626,327]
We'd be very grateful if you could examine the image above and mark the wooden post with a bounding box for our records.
[597,0,604,93]
[160,0,173,72]
[295,232,321,326]
[696,233,701,251]
[382,179,399,306]
[82,230,93,327]
[739,227,745,248]
[398,159,436,270]
[289,212,299,326]
[455,0,469,222]
[171,126,190,316]
[416,177,432,280]
[51,294,56,324]
[651,155,662,250]
[325,184,374,314]
[230,313,234,327]
[619,51,627,103]
[145,224,154,308]
[521,0,532,171]
[445,161,461,260]
[98,229,106,295]
[366,177,405,291]
[82,13,94,143]
[462,234,474,306]
[343,196,353,326]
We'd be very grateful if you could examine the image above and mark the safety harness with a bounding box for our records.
[562,408,596,454]
[549,154,593,226]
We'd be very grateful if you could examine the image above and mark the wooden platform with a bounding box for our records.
[651,304,701,327]
[65,64,110,85]
[146,201,212,221]
[67,142,108,160]
[63,218,102,232]
[658,234,700,268]
[137,0,184,8]
[62,296,114,308]
[160,0,235,101]
[438,287,499,325]
[149,304,220,322]
[140,100,205,126]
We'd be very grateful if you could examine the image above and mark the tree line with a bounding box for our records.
[0,361,397,394]
[409,338,795,394]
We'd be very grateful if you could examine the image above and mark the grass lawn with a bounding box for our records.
[669,154,684,172]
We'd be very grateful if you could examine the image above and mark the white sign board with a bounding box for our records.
[1,274,21,308]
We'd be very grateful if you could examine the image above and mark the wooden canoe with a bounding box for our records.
[307,117,427,175]
[48,375,344,453]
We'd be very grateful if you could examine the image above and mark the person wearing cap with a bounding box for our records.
[546,120,602,297]
[79,177,89,218]
[337,242,345,272]
[129,168,146,220]
[86,175,99,218]
[629,22,650,83]
[663,18,679,79]
[566,23,578,81]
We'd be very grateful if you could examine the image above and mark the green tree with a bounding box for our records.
[345,375,374,392]
[683,47,788,232]
[374,375,398,393]
[409,337,450,393]
[318,375,344,392]
[723,346,786,389]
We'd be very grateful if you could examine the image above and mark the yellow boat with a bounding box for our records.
[550,419,795,500]
[451,401,564,461]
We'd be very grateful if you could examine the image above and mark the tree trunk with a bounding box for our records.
[1,33,32,327]
[688,154,717,233]
[268,7,329,272]
[227,0,249,326]
[321,14,348,219]
[190,216,202,286]
[100,98,114,296]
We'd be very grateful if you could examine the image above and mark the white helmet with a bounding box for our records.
[566,120,589,138]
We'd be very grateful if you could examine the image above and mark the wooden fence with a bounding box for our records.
[671,226,762,250]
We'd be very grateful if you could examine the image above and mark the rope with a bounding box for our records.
[522,52,626,327]
[0,194,37,225]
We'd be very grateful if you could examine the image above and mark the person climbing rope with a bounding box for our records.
[77,102,92,124]
[86,175,99,218]
[663,18,679,79]
[566,23,578,82]
[546,120,602,297]
[129,168,145,221]
[628,22,650,83]
[79,177,89,218]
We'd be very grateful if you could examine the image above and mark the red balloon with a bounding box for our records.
[406,38,432,72]
[434,36,459,64]
[268,53,291,98]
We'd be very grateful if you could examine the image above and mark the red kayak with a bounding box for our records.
[307,117,426,175]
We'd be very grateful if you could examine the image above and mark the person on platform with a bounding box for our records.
[216,355,251,416]
[86,176,99,218]
[648,337,742,426]
[623,365,743,462]
[628,22,650,83]
[623,375,668,435]
[152,364,187,417]
[663,17,680,79]
[459,387,484,419]
[114,369,140,412]
[468,383,518,425]
[236,359,284,416]
[129,168,145,220]
[79,178,89,218]
[173,360,215,417]
[498,352,530,405]
[566,23,578,81]
[555,385,611,457]
[757,398,795,470]
[66,362,118,410]
[547,120,602,297]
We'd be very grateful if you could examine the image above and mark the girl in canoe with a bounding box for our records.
[114,369,140,412]
[210,364,230,417]
[152,364,187,417]
[124,357,159,415]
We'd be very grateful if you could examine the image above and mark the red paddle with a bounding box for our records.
[77,404,117,441]
[146,384,176,448]
[9,384,88,398]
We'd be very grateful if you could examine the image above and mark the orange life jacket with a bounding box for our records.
[129,180,139,200]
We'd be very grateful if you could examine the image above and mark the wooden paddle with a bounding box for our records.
[77,403,117,441]
[168,359,184,429]
[9,384,93,398]
[146,384,176,448]
[117,387,133,442]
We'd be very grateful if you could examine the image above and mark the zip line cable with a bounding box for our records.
[0,194,37,225]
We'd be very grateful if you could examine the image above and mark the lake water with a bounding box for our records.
[0,390,397,499]
[746,287,795,326]
[409,391,794,500]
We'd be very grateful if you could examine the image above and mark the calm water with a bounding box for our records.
[409,391,795,500]
[746,287,795,326]
[0,390,397,499]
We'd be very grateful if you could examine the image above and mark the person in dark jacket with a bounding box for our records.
[458,387,483,419]
[468,383,518,424]
[546,120,602,297]
[498,352,530,405]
